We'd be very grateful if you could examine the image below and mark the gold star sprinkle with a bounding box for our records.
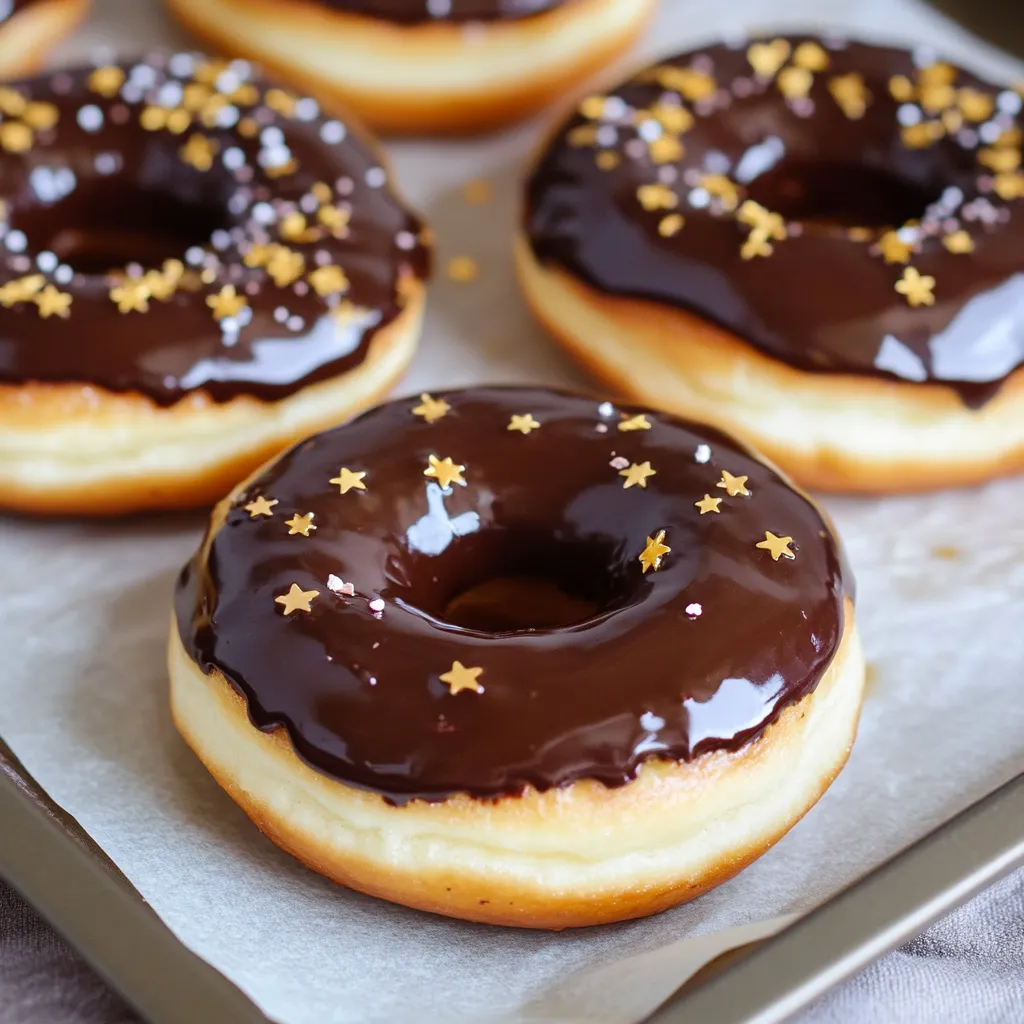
[695,493,722,514]
[747,39,791,78]
[618,413,651,432]
[741,232,774,260]
[651,103,694,135]
[507,413,541,434]
[756,531,796,561]
[639,530,671,573]
[144,259,184,301]
[828,73,870,119]
[717,470,750,497]
[578,95,606,119]
[243,244,274,268]
[659,213,685,237]
[889,74,915,101]
[412,393,450,423]
[0,87,25,115]
[309,265,350,297]
[0,274,42,306]
[979,147,1021,173]
[180,133,218,171]
[279,212,319,243]
[424,454,466,489]
[274,583,319,615]
[793,41,830,71]
[637,183,677,211]
[737,200,787,239]
[877,230,914,264]
[620,461,657,489]
[317,205,350,238]
[206,285,247,321]
[595,151,620,171]
[266,246,305,287]
[265,87,298,116]
[701,174,741,211]
[462,178,492,204]
[285,512,316,536]
[649,135,684,164]
[87,66,125,98]
[647,65,716,101]
[895,266,936,307]
[439,661,484,696]
[0,122,32,153]
[777,66,813,100]
[919,82,955,114]
[22,102,58,130]
[901,121,944,149]
[447,256,478,283]
[110,278,151,314]
[34,285,71,318]
[329,467,367,494]
[993,172,1024,201]
[243,496,278,517]
[943,230,974,254]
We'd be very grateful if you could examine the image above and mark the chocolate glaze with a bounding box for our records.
[305,0,564,25]
[524,37,1024,408]
[0,56,429,406]
[176,387,851,804]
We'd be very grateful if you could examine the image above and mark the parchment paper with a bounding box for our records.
[1,1,1023,1021]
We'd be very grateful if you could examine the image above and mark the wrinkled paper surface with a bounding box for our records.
[2,1,1023,1021]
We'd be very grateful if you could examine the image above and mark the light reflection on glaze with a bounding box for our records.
[176,387,850,803]
[310,0,563,24]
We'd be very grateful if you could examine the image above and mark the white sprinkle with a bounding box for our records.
[222,146,245,171]
[688,187,711,209]
[595,423,608,433]
[215,105,239,129]
[215,70,242,96]
[897,103,922,127]
[157,82,183,107]
[228,59,252,79]
[273,306,289,323]
[294,97,319,121]
[120,83,143,104]
[169,52,196,77]
[624,138,647,160]
[365,167,386,188]
[54,265,73,284]
[598,401,614,418]
[603,96,628,120]
[978,121,1003,144]
[260,125,285,147]
[695,444,711,463]
[29,166,77,203]
[10,255,29,272]
[299,194,319,214]
[328,575,356,596]
[286,315,305,332]
[320,120,345,144]
[252,201,276,224]
[5,230,26,253]
[335,176,354,195]
[911,45,938,69]
[220,319,239,344]
[957,128,979,150]
[185,246,205,266]
[940,186,964,209]
[685,603,702,618]
[638,119,662,142]
[76,104,104,132]
[369,597,385,613]
[129,64,157,88]
[639,711,665,732]
[595,125,617,147]
[609,456,629,470]
[426,0,451,13]
[259,144,292,169]
[211,229,231,250]
[372,642,380,649]
[704,150,732,175]
[227,192,249,215]
[998,90,1023,115]
[36,251,58,272]
[396,231,416,251]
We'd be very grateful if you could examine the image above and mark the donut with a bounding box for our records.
[164,0,656,135]
[517,36,1024,493]
[0,1,90,79]
[0,55,430,515]
[170,386,864,928]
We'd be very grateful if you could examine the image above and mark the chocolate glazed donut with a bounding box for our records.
[164,0,656,134]
[170,387,865,927]
[0,0,90,79]
[517,36,1024,493]
[0,55,430,514]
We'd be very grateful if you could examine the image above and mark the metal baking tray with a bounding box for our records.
[2,730,1022,1024]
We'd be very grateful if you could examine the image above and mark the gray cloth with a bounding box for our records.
[4,873,1024,1024]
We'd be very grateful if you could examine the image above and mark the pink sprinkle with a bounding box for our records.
[327,575,355,596]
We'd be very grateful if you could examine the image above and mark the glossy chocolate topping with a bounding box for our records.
[176,387,850,804]
[0,55,429,406]
[525,37,1024,407]
[305,0,564,25]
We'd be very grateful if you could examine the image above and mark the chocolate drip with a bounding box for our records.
[524,37,1024,408]
[0,58,430,406]
[176,387,850,803]
[302,0,564,25]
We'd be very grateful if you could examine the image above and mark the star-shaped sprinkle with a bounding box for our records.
[0,274,43,307]
[266,246,305,287]
[308,265,350,297]
[701,174,741,211]
[747,39,791,78]
[180,133,218,171]
[942,230,974,254]
[659,213,685,237]
[777,66,813,100]
[793,41,830,71]
[243,496,278,517]
[439,661,484,695]
[618,413,651,432]
[695,493,722,514]
[595,151,620,171]
[637,183,678,211]
[274,583,319,615]
[895,266,936,307]
[993,172,1024,201]
[329,467,367,494]
[34,285,71,319]
[620,461,657,489]
[243,244,274,268]
[87,66,125,98]
[412,393,450,423]
[144,259,184,301]
[649,135,684,164]
[877,230,914,264]
[424,454,466,489]
[956,87,994,122]
[285,512,316,536]
[756,531,796,561]
[317,205,350,237]
[206,285,247,321]
[639,530,671,573]
[979,147,1021,173]
[110,278,151,314]
[828,73,870,119]
[279,212,319,243]
[22,101,58,130]
[0,122,32,153]
[507,413,540,434]
[717,470,750,497]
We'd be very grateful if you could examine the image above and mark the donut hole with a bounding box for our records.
[15,178,232,275]
[392,527,638,634]
[744,159,943,229]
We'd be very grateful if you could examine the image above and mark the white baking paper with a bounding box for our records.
[2,1,1023,1021]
